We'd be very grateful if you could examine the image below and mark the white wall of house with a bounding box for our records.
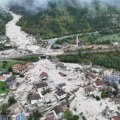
[93,82,104,88]
[40,76,48,81]
[55,94,66,100]
[53,111,64,120]
[37,86,49,92]
[31,99,43,104]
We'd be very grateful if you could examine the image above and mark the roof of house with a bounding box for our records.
[56,63,65,68]
[95,80,105,86]
[105,75,120,81]
[113,115,120,120]
[86,72,97,79]
[6,75,15,82]
[40,72,48,78]
[85,86,95,92]
[16,113,26,120]
[12,64,27,72]
[0,76,5,80]
[12,64,22,68]
[60,101,67,108]
[44,115,56,120]
[55,90,66,96]
[35,82,48,88]
[53,105,63,115]
[29,93,41,101]
[25,62,33,67]
[58,83,66,88]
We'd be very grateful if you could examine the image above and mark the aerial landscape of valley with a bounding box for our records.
[0,0,120,120]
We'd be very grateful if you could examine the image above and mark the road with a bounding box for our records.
[0,47,120,60]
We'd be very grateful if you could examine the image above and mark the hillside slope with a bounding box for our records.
[10,0,120,39]
[0,8,12,35]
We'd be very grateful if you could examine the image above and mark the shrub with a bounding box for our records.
[96,96,100,101]
[8,96,16,105]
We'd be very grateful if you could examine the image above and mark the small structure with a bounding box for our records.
[40,72,48,80]
[85,86,95,94]
[0,76,6,81]
[34,82,49,92]
[59,72,67,77]
[94,80,105,91]
[6,75,16,89]
[44,113,56,120]
[2,71,12,78]
[112,115,120,120]
[12,64,27,73]
[104,74,120,84]
[12,62,33,73]
[25,62,34,69]
[52,105,64,120]
[55,90,67,100]
[56,63,66,70]
[16,113,26,120]
[86,72,97,82]
[51,57,59,63]
[44,94,58,106]
[28,93,43,104]
[57,83,66,91]
[44,115,56,120]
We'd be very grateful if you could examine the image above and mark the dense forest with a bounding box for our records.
[0,9,12,35]
[10,0,120,39]
[58,50,120,71]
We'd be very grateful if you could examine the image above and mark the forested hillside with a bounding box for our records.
[10,0,120,39]
[0,9,12,35]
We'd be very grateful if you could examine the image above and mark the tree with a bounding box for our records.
[96,96,100,101]
[8,67,13,72]
[28,110,42,120]
[64,110,79,120]
[101,91,109,98]
[8,96,16,106]
[1,104,9,115]
[72,115,79,120]
[2,61,8,68]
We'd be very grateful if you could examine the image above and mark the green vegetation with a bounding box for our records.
[0,43,13,51]
[97,34,120,43]
[0,56,39,71]
[96,96,100,101]
[8,96,16,106]
[101,91,109,98]
[58,50,120,70]
[0,9,12,35]
[10,0,120,39]
[28,110,42,120]
[0,81,9,94]
[0,104,9,115]
[101,84,118,98]
[0,60,23,71]
[64,110,79,120]
[42,88,51,95]
[0,96,16,115]
[14,56,39,62]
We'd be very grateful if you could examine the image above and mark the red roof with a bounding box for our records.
[0,76,5,80]
[40,72,48,78]
[25,62,33,67]
[113,115,120,120]
[95,80,105,86]
[12,64,27,72]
